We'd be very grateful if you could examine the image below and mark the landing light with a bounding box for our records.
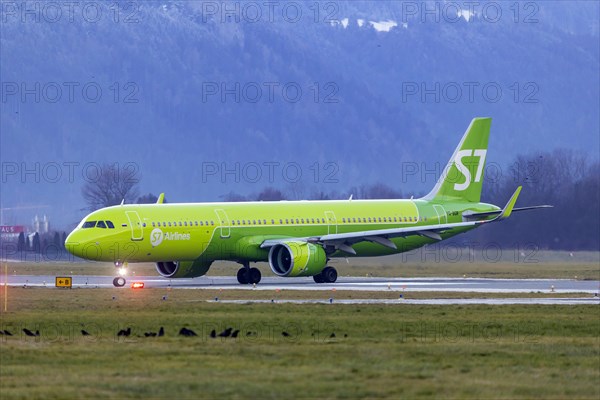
[131,282,144,289]
[118,268,127,276]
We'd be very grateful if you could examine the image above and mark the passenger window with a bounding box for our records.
[106,221,115,229]
[97,221,107,229]
[82,221,96,228]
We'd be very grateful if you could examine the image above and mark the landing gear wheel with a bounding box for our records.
[237,268,249,285]
[322,267,338,283]
[313,273,324,283]
[249,268,262,284]
[113,277,126,287]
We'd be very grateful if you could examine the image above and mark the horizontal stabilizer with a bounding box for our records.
[463,205,553,220]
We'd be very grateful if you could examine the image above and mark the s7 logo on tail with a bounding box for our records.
[454,149,487,191]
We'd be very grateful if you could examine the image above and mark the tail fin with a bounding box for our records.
[422,117,492,203]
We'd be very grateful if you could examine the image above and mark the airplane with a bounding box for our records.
[65,118,551,287]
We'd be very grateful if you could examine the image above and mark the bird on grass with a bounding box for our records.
[281,331,290,337]
[81,330,90,336]
[23,328,37,337]
[117,327,132,337]
[231,330,240,338]
[158,327,164,337]
[329,333,336,338]
[3,330,13,336]
[210,329,216,339]
[218,328,232,338]
[179,327,197,337]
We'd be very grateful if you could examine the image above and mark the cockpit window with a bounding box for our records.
[97,221,107,229]
[82,221,97,228]
[106,221,115,229]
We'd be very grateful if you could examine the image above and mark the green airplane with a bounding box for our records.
[65,118,550,287]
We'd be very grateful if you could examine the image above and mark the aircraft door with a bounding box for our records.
[214,209,231,238]
[433,205,447,224]
[125,211,143,241]
[324,211,337,234]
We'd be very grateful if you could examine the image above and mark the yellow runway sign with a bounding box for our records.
[55,277,72,288]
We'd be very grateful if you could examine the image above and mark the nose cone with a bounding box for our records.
[64,230,83,258]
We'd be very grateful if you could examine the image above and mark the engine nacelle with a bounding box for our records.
[268,241,327,277]
[156,260,212,278]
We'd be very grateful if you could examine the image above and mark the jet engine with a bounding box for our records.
[155,260,212,278]
[268,241,327,277]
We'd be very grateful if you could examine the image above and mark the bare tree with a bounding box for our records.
[255,187,287,201]
[137,193,166,204]
[220,191,248,202]
[82,164,140,211]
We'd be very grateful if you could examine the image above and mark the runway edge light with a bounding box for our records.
[131,282,145,289]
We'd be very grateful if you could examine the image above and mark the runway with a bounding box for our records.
[3,274,599,294]
[213,298,600,305]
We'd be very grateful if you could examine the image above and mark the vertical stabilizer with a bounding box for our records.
[422,118,492,203]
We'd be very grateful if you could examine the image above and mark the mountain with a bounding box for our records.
[1,1,598,228]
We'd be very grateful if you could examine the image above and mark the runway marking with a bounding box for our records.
[211,298,600,305]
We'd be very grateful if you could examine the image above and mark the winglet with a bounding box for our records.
[497,186,521,221]
[157,193,165,204]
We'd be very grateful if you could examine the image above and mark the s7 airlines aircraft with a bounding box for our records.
[65,118,550,287]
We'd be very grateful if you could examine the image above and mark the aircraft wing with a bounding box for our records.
[260,220,483,255]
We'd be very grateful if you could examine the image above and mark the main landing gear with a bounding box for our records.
[313,266,338,283]
[113,262,128,287]
[237,262,261,285]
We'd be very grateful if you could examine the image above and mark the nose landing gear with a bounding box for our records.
[113,262,128,287]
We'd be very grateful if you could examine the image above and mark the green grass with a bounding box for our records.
[0,288,599,399]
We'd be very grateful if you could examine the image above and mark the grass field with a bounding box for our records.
[4,250,600,280]
[1,288,599,399]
